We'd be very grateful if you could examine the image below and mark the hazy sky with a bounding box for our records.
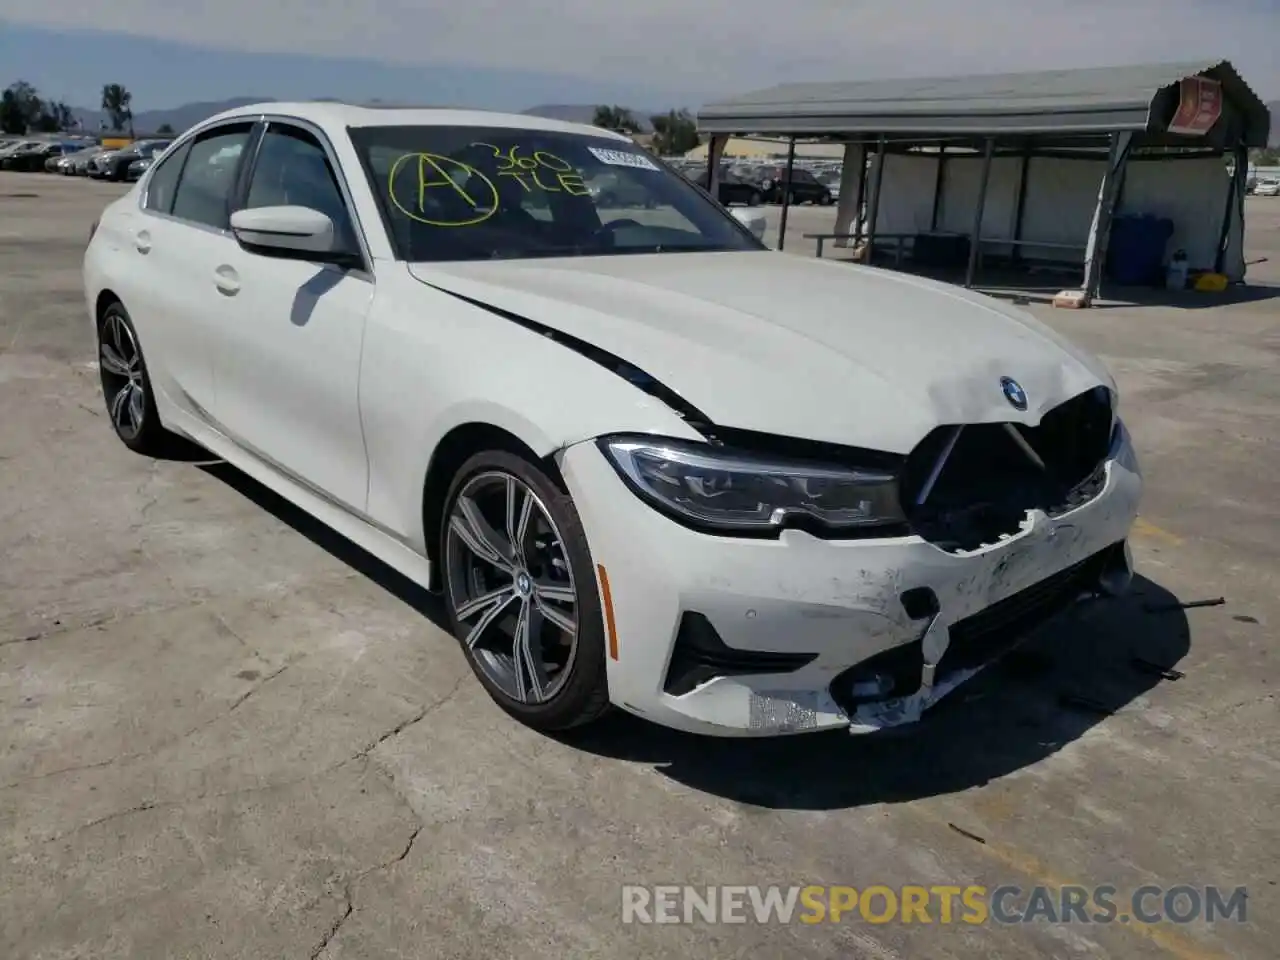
[2,1,1277,110]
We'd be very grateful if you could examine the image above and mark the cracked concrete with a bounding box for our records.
[2,172,1279,958]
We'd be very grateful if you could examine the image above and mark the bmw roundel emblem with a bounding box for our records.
[1000,377,1028,411]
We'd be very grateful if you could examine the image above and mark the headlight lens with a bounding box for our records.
[599,437,904,534]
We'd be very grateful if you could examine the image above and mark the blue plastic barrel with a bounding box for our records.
[1107,215,1174,286]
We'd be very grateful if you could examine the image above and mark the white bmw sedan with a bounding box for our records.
[84,103,1142,737]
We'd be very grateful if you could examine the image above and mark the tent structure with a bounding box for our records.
[697,61,1272,302]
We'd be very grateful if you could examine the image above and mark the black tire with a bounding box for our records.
[747,190,762,207]
[97,301,171,456]
[440,449,610,732]
[819,191,833,206]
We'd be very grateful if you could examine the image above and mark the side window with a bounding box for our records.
[170,124,253,230]
[243,124,357,252]
[143,140,191,214]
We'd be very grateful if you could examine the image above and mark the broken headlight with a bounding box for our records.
[599,437,905,534]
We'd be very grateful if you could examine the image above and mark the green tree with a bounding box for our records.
[100,83,134,135]
[32,100,75,132]
[592,105,641,134]
[649,109,699,155]
[0,89,25,134]
[156,122,174,135]
[1,80,43,133]
[32,110,61,133]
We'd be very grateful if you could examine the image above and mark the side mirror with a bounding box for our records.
[731,207,767,241]
[230,205,339,259]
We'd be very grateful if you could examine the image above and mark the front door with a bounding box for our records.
[209,121,374,512]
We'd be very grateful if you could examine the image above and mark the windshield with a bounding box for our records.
[348,125,765,262]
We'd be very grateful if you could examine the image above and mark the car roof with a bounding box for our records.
[201,101,635,143]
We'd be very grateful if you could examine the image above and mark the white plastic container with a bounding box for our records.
[1166,249,1189,290]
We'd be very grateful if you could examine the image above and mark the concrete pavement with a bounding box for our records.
[1,172,1277,959]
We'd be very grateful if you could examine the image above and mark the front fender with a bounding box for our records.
[359,269,703,550]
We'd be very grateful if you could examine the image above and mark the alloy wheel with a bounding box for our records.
[445,471,579,704]
[99,312,146,440]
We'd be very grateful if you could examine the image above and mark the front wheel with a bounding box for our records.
[441,450,609,731]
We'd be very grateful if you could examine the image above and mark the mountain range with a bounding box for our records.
[68,99,660,135]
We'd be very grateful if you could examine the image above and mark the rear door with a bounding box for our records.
[209,119,374,511]
[129,121,256,418]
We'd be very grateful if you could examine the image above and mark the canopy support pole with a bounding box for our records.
[1082,131,1132,303]
[705,135,726,200]
[777,136,797,251]
[1216,144,1248,274]
[929,145,947,231]
[864,133,887,262]
[853,146,869,245]
[833,142,866,248]
[964,137,995,288]
[1011,141,1032,267]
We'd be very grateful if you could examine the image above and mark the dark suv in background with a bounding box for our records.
[752,165,833,205]
[688,165,764,206]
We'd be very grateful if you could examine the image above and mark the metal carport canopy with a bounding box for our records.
[696,60,1271,146]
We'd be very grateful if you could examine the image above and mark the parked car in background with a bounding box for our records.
[817,170,842,201]
[127,156,153,181]
[1255,179,1280,197]
[86,150,118,178]
[752,164,834,205]
[688,166,763,206]
[91,139,173,181]
[2,141,75,172]
[45,142,94,172]
[55,145,104,174]
[0,140,38,164]
[68,147,108,176]
[84,102,1140,737]
[587,169,660,208]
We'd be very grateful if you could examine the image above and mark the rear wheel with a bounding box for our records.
[97,302,170,456]
[441,450,609,731]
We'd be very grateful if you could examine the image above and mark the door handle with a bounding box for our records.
[214,265,240,296]
[134,230,151,254]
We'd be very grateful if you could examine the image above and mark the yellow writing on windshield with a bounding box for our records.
[387,152,498,227]
[470,143,591,196]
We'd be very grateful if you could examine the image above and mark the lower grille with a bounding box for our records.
[941,546,1113,671]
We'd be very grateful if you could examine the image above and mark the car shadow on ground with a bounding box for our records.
[198,460,450,631]
[562,577,1191,809]
[198,458,1190,811]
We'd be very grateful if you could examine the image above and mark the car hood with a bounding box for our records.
[406,252,1113,454]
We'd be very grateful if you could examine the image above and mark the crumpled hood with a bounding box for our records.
[407,252,1113,454]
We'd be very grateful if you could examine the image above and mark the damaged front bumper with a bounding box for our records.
[559,422,1142,738]
[843,539,1132,733]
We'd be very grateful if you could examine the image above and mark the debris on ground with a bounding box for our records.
[1143,596,1225,614]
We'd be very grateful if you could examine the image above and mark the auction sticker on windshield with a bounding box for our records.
[588,147,660,171]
